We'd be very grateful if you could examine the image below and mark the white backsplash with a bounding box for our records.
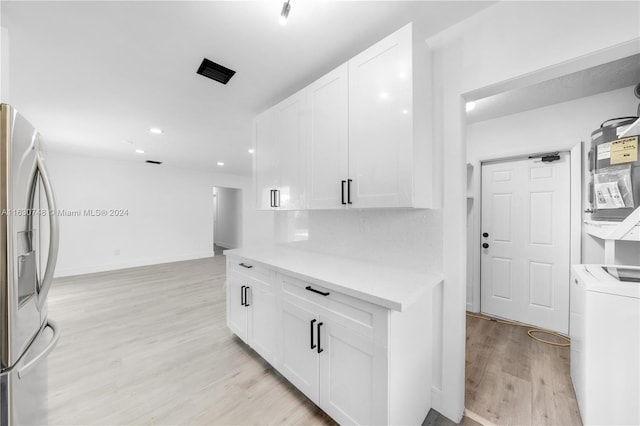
[274,209,443,271]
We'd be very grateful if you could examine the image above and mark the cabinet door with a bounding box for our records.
[318,317,386,425]
[226,275,248,342]
[306,64,349,209]
[348,24,413,208]
[280,299,319,403]
[272,90,306,210]
[255,109,278,209]
[247,282,279,365]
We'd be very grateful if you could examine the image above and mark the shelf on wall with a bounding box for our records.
[618,117,640,138]
[584,220,640,241]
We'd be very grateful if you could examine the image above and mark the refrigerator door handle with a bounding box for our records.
[34,151,60,311]
[17,319,60,379]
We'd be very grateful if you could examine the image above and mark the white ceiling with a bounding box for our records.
[2,1,494,175]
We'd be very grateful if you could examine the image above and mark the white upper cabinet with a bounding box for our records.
[254,109,278,210]
[254,22,439,210]
[255,91,306,210]
[348,24,414,208]
[306,64,349,210]
[273,90,306,210]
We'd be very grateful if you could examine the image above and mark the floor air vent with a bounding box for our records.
[145,160,162,165]
[196,58,236,85]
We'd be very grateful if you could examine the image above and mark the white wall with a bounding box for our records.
[47,151,272,277]
[426,1,639,421]
[1,26,9,103]
[214,186,242,249]
[466,86,640,311]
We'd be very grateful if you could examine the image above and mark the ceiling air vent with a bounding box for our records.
[145,160,162,165]
[196,58,236,85]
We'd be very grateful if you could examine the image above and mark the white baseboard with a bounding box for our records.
[431,386,443,413]
[54,252,214,278]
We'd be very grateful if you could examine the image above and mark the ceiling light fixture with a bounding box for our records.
[217,162,224,166]
[465,101,476,112]
[149,128,163,135]
[280,0,291,26]
[135,149,145,154]
[248,149,255,154]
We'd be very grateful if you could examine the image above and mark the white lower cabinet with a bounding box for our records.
[226,254,431,425]
[280,300,320,402]
[319,315,387,425]
[279,297,385,424]
[226,274,248,341]
[226,271,278,365]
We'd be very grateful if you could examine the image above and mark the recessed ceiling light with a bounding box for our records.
[248,149,255,154]
[466,101,476,112]
[402,109,409,115]
[135,149,145,154]
[149,128,163,134]
[379,92,389,100]
[217,162,224,166]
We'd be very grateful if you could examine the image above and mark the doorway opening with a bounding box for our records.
[213,187,242,255]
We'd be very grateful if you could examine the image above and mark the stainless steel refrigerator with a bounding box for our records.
[0,104,60,425]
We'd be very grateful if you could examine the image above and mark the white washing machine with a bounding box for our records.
[570,264,640,425]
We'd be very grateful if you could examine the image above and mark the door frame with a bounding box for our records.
[470,142,582,314]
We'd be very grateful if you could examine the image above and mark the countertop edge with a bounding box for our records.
[224,248,443,312]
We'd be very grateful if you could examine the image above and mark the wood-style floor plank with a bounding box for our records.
[465,315,582,426]
[47,256,335,425]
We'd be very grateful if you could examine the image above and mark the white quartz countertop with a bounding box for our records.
[223,246,443,312]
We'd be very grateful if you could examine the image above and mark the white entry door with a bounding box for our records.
[481,153,570,334]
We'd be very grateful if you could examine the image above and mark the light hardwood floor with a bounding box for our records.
[47,256,580,425]
[47,256,335,425]
[465,315,582,425]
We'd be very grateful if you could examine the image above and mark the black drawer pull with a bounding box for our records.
[240,285,246,306]
[239,263,253,269]
[310,319,317,350]
[317,322,324,354]
[244,286,250,307]
[305,286,330,297]
[341,180,346,205]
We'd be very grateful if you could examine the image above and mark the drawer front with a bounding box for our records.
[279,273,385,341]
[228,270,273,295]
[227,257,275,285]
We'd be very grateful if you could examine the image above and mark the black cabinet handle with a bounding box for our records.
[310,319,317,350]
[482,232,489,238]
[341,180,346,205]
[244,286,250,306]
[305,285,330,297]
[276,190,280,207]
[317,322,324,353]
[240,285,246,306]
[270,189,274,207]
[239,262,253,269]
[347,179,353,204]
[482,243,489,249]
